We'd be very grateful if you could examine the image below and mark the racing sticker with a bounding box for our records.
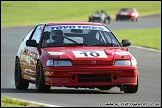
[115,52,129,55]
[72,51,108,58]
[48,52,64,55]
[45,25,110,32]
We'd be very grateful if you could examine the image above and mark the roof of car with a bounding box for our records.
[120,8,136,10]
[40,22,105,26]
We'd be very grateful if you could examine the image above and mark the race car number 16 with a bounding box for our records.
[72,51,108,58]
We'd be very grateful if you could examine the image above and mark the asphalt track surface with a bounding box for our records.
[1,14,161,107]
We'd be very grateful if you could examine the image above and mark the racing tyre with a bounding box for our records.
[132,19,135,22]
[116,17,120,21]
[36,61,51,92]
[88,16,92,22]
[124,77,138,93]
[136,18,138,21]
[14,58,29,89]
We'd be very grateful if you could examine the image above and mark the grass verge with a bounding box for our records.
[1,1,161,27]
[1,96,46,107]
[113,28,161,50]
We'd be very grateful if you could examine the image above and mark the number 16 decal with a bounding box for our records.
[72,51,108,58]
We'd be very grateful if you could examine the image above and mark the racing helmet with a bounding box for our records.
[51,30,64,42]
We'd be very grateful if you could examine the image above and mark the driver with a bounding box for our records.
[50,30,64,46]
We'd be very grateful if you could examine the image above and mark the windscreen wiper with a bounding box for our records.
[88,43,120,47]
[55,35,79,45]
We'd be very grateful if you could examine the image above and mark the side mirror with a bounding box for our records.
[26,40,37,47]
[121,39,131,47]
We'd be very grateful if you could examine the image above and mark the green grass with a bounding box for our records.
[1,96,46,107]
[113,28,161,50]
[1,1,161,27]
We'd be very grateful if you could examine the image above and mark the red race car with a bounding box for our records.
[14,22,138,93]
[116,8,139,21]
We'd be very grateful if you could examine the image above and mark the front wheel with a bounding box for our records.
[124,77,138,93]
[115,17,119,21]
[108,20,110,23]
[35,61,51,92]
[14,58,29,89]
[136,18,138,21]
[88,16,92,22]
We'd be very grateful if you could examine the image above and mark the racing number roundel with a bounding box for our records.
[72,51,108,58]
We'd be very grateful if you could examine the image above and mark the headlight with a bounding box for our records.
[131,13,135,16]
[131,59,137,66]
[46,60,72,66]
[46,60,54,66]
[114,60,131,66]
[114,60,137,66]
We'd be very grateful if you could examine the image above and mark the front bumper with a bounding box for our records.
[116,15,137,20]
[43,66,138,87]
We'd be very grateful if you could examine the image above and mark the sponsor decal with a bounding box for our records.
[45,25,109,32]
[91,60,97,64]
[24,69,35,73]
[115,52,129,55]
[72,51,107,58]
[48,52,64,55]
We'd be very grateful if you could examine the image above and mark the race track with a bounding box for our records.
[1,14,161,107]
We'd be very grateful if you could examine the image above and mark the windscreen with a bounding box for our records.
[42,25,121,47]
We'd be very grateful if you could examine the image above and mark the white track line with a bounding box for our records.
[11,97,62,107]
[130,45,161,52]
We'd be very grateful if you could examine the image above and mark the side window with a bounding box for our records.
[96,31,105,42]
[96,32,100,40]
[105,32,120,45]
[30,25,44,43]
[23,27,35,42]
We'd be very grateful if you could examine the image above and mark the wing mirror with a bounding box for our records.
[121,39,131,47]
[26,40,37,47]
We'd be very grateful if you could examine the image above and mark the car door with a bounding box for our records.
[19,27,36,76]
[22,24,45,81]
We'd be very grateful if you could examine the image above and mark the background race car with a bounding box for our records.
[116,8,139,21]
[88,10,111,24]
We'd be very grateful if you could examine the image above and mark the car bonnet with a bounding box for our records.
[43,47,132,65]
